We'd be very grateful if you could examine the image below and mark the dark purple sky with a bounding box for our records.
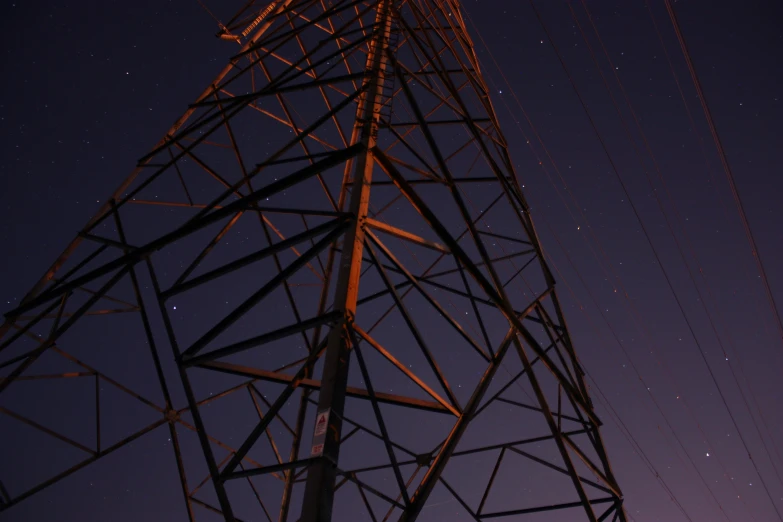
[1,1,782,521]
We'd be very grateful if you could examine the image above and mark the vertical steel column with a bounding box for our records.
[300,2,394,521]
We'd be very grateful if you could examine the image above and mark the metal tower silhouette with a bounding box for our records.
[0,1,626,520]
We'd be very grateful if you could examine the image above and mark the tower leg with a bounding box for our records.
[300,2,395,521]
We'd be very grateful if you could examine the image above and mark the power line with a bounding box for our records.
[545,221,694,522]
[528,0,782,518]
[459,2,782,518]
[644,0,783,476]
[460,6,715,520]
[572,0,783,512]
[663,0,783,356]
[529,1,740,518]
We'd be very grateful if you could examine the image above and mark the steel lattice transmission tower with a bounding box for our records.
[0,1,626,520]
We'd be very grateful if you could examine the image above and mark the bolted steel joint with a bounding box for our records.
[164,409,180,423]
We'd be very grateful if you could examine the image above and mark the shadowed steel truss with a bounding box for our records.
[0,1,626,521]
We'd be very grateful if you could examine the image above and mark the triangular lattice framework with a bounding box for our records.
[0,1,626,521]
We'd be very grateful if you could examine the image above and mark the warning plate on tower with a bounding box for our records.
[314,409,330,437]
[310,408,330,457]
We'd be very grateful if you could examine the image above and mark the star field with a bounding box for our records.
[1,1,782,521]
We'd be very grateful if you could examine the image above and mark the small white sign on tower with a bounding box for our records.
[310,408,330,456]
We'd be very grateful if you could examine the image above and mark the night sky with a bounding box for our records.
[1,1,782,521]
